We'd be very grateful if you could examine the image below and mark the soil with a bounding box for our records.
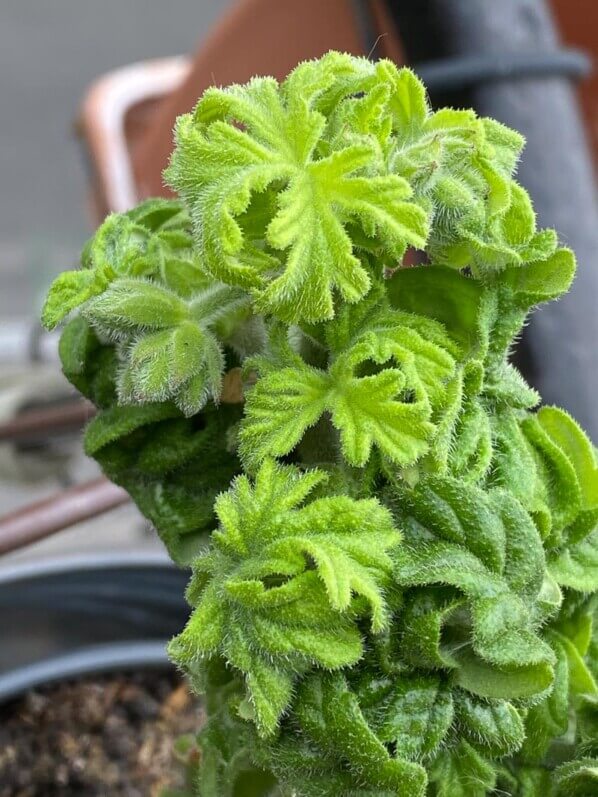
[0,670,203,797]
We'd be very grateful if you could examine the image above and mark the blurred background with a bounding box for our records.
[1,1,230,321]
[0,0,597,558]
[0,1,232,558]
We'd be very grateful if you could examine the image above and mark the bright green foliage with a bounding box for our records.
[428,741,497,796]
[85,278,248,415]
[43,53,598,795]
[169,459,399,737]
[262,672,429,796]
[554,759,598,796]
[44,198,260,416]
[239,297,456,468]
[360,672,454,760]
[453,692,525,757]
[43,199,204,330]
[165,52,430,323]
[392,478,551,686]
[56,313,241,565]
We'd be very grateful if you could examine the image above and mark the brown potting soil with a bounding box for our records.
[0,670,202,796]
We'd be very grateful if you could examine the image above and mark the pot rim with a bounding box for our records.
[0,641,171,704]
[0,550,173,586]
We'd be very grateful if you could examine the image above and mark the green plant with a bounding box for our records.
[42,52,598,796]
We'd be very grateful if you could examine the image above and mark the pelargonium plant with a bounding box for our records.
[42,52,597,796]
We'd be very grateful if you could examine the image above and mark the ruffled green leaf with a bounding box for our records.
[521,595,598,764]
[454,692,524,756]
[501,247,576,308]
[83,400,241,564]
[57,315,118,407]
[240,306,457,468]
[554,758,598,796]
[84,277,188,333]
[358,672,454,761]
[83,279,249,415]
[520,634,570,762]
[286,673,428,796]
[384,88,559,278]
[393,477,553,700]
[42,51,598,796]
[42,268,111,330]
[428,740,496,797]
[167,52,429,322]
[522,406,598,549]
[83,402,180,456]
[170,460,399,735]
[42,199,207,330]
[550,531,598,592]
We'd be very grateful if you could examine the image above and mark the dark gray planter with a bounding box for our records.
[0,552,189,702]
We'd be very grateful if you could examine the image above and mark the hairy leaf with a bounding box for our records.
[522,406,598,550]
[392,476,553,700]
[42,198,207,329]
[454,692,525,756]
[83,279,249,415]
[239,307,457,467]
[167,53,430,322]
[428,741,496,797]
[170,460,399,735]
[554,758,598,796]
[42,51,598,797]
[289,673,428,796]
[358,672,454,761]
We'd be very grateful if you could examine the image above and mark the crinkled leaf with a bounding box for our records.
[83,279,249,415]
[523,406,598,549]
[502,247,576,309]
[170,460,399,735]
[358,672,454,761]
[520,632,574,762]
[42,269,111,329]
[84,403,180,456]
[293,673,428,796]
[554,758,598,797]
[240,311,453,467]
[454,692,524,756]
[393,477,553,699]
[550,531,598,592]
[84,278,188,334]
[428,740,496,797]
[42,199,206,329]
[167,52,429,322]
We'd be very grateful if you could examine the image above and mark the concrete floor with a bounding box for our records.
[0,1,231,554]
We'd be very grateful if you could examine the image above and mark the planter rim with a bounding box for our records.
[0,549,173,586]
[0,641,171,704]
[0,551,188,700]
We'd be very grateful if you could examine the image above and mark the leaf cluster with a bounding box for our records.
[43,52,597,795]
